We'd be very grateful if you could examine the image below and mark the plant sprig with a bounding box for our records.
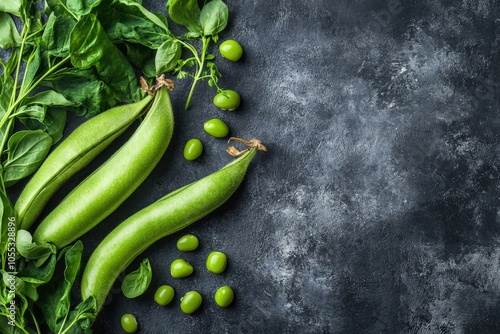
[165,0,229,109]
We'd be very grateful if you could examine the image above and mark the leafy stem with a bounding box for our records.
[182,35,210,110]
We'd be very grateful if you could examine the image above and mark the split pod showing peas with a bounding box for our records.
[81,138,266,311]
[15,94,154,231]
[32,78,175,249]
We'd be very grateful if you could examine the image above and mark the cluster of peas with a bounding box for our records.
[183,39,244,161]
[120,234,234,333]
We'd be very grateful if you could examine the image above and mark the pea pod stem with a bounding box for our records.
[81,139,266,311]
[32,81,175,249]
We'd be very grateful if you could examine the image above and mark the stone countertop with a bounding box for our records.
[5,0,500,333]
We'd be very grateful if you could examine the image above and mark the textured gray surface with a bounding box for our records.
[6,0,500,333]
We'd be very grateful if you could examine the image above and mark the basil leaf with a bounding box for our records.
[121,258,152,298]
[45,0,101,18]
[0,13,21,49]
[45,68,116,117]
[41,13,76,57]
[3,130,52,187]
[36,241,85,333]
[0,0,23,17]
[0,191,15,257]
[167,0,202,34]
[97,0,169,49]
[70,14,141,103]
[20,47,41,97]
[200,0,228,37]
[23,90,78,108]
[155,39,182,74]
[16,230,56,263]
[18,253,57,285]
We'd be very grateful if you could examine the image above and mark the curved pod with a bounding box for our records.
[81,148,258,311]
[33,87,174,249]
[15,95,153,230]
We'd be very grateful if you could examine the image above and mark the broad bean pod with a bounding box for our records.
[81,139,266,311]
[33,84,174,249]
[15,95,153,230]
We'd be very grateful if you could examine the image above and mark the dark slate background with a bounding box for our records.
[5,0,500,333]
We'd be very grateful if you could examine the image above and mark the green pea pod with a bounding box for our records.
[15,94,154,230]
[33,85,174,249]
[81,140,265,311]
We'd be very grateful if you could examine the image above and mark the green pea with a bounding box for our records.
[215,286,234,308]
[180,291,203,314]
[154,285,175,306]
[170,258,194,278]
[204,118,229,138]
[121,313,138,333]
[206,251,227,274]
[219,39,243,62]
[177,234,199,251]
[183,139,203,161]
[213,90,241,110]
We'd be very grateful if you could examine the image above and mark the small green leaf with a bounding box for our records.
[41,13,77,57]
[176,70,188,79]
[3,130,53,187]
[16,230,56,262]
[70,14,141,103]
[0,13,21,49]
[23,90,79,107]
[167,0,202,33]
[199,0,228,36]
[155,39,182,74]
[121,258,152,299]
[0,0,23,17]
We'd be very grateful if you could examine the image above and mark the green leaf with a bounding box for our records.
[0,191,16,257]
[200,0,228,36]
[167,0,202,33]
[19,47,41,97]
[18,104,46,121]
[16,230,56,262]
[3,130,52,187]
[0,0,22,17]
[97,0,171,49]
[23,90,79,108]
[44,68,116,117]
[155,39,182,74]
[70,14,141,103]
[18,253,57,285]
[41,13,77,57]
[0,13,21,49]
[36,241,85,333]
[121,258,152,298]
[45,0,102,18]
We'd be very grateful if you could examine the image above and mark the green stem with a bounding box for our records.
[184,36,210,110]
[0,55,71,133]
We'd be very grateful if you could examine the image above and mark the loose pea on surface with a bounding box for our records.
[204,118,229,138]
[121,313,138,333]
[206,251,227,274]
[219,39,243,61]
[183,139,203,161]
[154,285,175,306]
[180,291,203,314]
[213,90,241,110]
[215,286,234,307]
[170,258,194,278]
[177,234,199,251]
